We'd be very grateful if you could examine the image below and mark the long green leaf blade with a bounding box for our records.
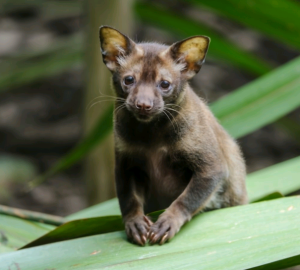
[20,210,163,249]
[134,2,272,76]
[14,155,300,254]
[212,56,300,138]
[66,197,120,221]
[189,0,300,50]
[247,156,300,202]
[249,254,300,270]
[251,192,284,203]
[1,197,300,269]
[21,216,124,249]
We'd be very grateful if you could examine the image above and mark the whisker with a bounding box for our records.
[98,91,126,101]
[165,109,180,134]
[165,107,189,127]
[87,99,120,111]
[165,103,193,113]
[163,109,177,134]
[86,93,125,110]
[114,103,126,116]
[114,103,125,113]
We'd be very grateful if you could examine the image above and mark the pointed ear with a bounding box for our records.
[99,26,135,71]
[169,36,210,79]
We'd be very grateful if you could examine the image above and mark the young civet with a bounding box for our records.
[99,26,248,245]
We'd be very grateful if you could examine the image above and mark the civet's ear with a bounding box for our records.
[99,26,135,71]
[169,36,210,79]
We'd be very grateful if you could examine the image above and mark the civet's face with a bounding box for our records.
[99,26,210,122]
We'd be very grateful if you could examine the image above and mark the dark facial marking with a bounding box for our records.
[140,51,162,83]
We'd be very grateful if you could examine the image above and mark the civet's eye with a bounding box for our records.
[124,76,135,86]
[160,80,170,90]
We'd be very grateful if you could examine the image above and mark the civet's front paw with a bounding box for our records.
[149,211,186,245]
[125,215,153,246]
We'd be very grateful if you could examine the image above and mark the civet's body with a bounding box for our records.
[99,26,247,245]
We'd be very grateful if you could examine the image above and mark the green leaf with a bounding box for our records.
[66,197,120,221]
[250,254,300,270]
[23,156,296,252]
[212,56,300,138]
[134,2,272,76]
[28,105,114,189]
[247,156,300,203]
[21,216,124,249]
[0,214,55,253]
[1,197,300,269]
[20,210,164,249]
[251,191,284,203]
[189,0,300,50]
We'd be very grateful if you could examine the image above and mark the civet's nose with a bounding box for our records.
[135,100,153,111]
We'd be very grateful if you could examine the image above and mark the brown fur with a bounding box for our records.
[99,26,248,246]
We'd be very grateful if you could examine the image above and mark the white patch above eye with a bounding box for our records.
[115,43,129,67]
[173,55,187,72]
[117,55,127,67]
[174,62,187,72]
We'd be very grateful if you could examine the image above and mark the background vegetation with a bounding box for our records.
[0,0,300,269]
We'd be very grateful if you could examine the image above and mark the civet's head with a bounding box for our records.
[99,26,210,122]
